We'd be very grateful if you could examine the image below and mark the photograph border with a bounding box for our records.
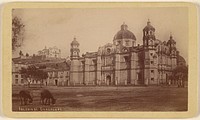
[2,2,198,118]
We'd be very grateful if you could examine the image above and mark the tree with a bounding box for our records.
[19,50,23,57]
[25,53,29,57]
[20,65,48,87]
[12,16,25,51]
[172,65,188,80]
[172,65,188,87]
[20,67,30,87]
[37,70,48,87]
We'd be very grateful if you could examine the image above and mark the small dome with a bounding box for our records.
[71,37,79,46]
[163,41,167,45]
[167,34,176,45]
[143,19,155,31]
[113,23,136,40]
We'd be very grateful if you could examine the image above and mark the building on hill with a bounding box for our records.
[38,46,61,59]
[69,20,187,86]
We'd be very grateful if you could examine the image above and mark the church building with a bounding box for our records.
[69,20,186,86]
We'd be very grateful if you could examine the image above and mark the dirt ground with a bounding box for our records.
[12,86,188,111]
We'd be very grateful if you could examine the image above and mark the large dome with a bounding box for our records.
[113,23,136,40]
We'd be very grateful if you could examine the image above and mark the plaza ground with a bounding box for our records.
[12,85,188,111]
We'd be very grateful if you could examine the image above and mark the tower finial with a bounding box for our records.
[170,32,173,39]
[123,22,125,25]
[74,35,76,40]
[147,18,150,25]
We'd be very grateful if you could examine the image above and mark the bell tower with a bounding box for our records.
[142,19,158,85]
[167,34,177,69]
[70,37,81,85]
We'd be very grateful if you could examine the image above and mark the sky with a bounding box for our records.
[12,7,188,62]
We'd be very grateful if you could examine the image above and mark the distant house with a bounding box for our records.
[39,62,70,86]
[12,56,70,86]
[12,60,27,85]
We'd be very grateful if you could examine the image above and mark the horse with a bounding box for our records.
[19,90,33,105]
[41,89,56,105]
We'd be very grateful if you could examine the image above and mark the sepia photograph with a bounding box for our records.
[11,7,190,112]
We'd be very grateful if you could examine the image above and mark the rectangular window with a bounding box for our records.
[21,79,24,83]
[125,41,129,46]
[151,70,154,73]
[15,74,18,78]
[92,60,97,65]
[106,57,112,65]
[151,78,154,81]
[15,67,19,70]
[81,61,85,65]
[15,79,18,84]
[150,53,153,56]
[151,61,154,64]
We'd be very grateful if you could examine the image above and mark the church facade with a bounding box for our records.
[70,20,186,86]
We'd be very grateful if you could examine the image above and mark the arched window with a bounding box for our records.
[132,41,135,46]
[149,40,153,46]
[158,46,160,51]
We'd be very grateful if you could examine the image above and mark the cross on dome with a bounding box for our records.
[170,32,173,39]
[147,18,151,25]
[121,22,128,30]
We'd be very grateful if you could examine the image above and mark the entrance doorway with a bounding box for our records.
[138,72,144,84]
[106,75,111,85]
